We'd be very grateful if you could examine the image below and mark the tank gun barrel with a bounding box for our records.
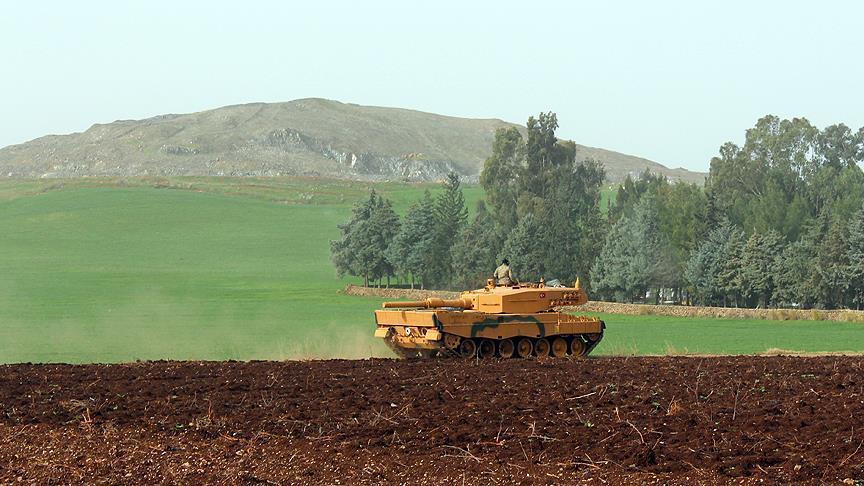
[382,297,473,309]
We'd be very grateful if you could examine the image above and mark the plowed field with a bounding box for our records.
[2,357,863,484]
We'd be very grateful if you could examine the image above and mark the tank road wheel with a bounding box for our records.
[516,338,534,358]
[444,334,461,350]
[478,340,496,359]
[498,339,515,359]
[459,339,477,358]
[551,337,568,357]
[570,337,587,357]
[535,338,551,357]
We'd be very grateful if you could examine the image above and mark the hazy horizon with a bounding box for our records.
[2,0,862,172]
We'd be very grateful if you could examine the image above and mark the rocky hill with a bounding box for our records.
[0,98,705,183]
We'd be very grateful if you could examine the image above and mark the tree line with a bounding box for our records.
[331,113,864,309]
[329,173,470,289]
[592,115,864,309]
[330,112,605,290]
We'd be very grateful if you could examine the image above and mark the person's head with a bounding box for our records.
[501,258,509,266]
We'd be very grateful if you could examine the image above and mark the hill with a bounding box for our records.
[0,98,705,183]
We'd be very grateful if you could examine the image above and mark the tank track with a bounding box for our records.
[584,332,603,356]
[382,337,426,359]
[384,332,604,359]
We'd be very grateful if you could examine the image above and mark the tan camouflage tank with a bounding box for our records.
[374,279,604,358]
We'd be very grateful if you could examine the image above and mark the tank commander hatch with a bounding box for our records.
[493,258,517,286]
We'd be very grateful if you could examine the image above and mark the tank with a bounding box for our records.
[373,279,604,359]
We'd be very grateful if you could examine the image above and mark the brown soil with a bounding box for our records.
[1,357,863,485]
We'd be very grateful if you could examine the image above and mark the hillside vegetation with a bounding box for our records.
[0,98,704,183]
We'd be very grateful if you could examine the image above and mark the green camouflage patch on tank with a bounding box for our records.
[469,316,545,338]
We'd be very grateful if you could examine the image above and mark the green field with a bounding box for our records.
[589,313,864,355]
[1,177,862,363]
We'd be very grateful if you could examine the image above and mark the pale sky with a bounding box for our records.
[1,1,862,172]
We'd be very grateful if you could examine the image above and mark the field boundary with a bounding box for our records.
[343,284,864,322]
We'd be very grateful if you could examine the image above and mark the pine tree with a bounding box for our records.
[631,195,675,301]
[330,191,377,286]
[658,181,708,294]
[330,191,399,287]
[759,231,785,307]
[386,191,436,289]
[450,201,499,288]
[685,221,736,306]
[435,172,469,240]
[429,172,469,287]
[773,220,823,308]
[718,229,745,307]
[819,218,850,308]
[738,233,763,307]
[738,231,785,307]
[847,206,864,309]
[368,197,400,286]
[480,127,522,228]
[542,159,606,285]
[499,214,545,283]
[591,196,669,302]
[684,243,710,306]
[523,112,561,198]
[574,196,607,289]
[538,170,583,284]
[590,218,631,301]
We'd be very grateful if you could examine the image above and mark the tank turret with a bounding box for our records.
[382,281,589,313]
[374,280,604,359]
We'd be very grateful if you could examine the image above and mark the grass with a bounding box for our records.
[586,313,864,356]
[0,176,485,214]
[0,181,390,363]
[600,184,617,213]
[0,177,861,363]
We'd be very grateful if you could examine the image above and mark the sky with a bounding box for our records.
[1,1,862,172]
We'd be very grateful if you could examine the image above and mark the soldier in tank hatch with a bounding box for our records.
[493,258,516,286]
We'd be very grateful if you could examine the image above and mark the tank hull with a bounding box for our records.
[374,308,604,358]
